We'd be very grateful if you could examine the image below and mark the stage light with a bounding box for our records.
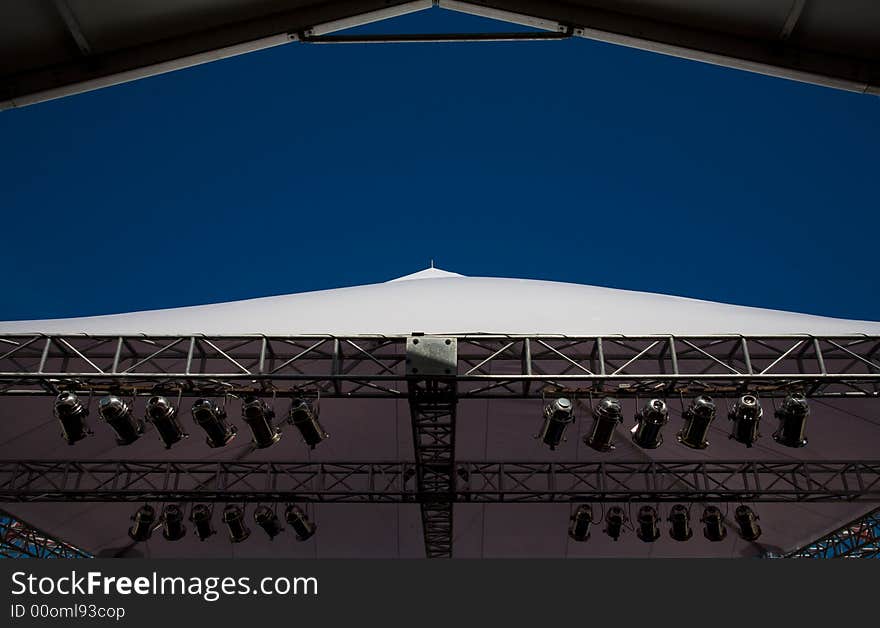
[161,504,186,541]
[192,399,237,448]
[773,393,809,448]
[677,395,716,450]
[285,504,317,541]
[145,396,187,449]
[632,399,668,449]
[729,394,763,447]
[604,506,626,541]
[254,506,285,540]
[568,505,593,542]
[701,506,726,542]
[288,398,328,449]
[222,505,250,543]
[128,505,156,542]
[54,392,91,445]
[189,505,215,541]
[636,506,660,542]
[734,505,762,541]
[538,398,574,451]
[241,396,282,449]
[98,395,143,446]
[585,398,622,452]
[668,504,693,541]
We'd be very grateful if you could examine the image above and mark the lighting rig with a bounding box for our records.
[53,392,91,445]
[125,503,317,544]
[729,394,763,447]
[98,395,143,446]
[632,399,669,449]
[585,398,623,452]
[773,393,809,448]
[241,396,282,449]
[192,399,237,448]
[145,396,188,449]
[677,395,716,449]
[568,505,593,542]
[288,398,328,449]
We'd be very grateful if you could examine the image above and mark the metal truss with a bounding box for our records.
[1,460,879,504]
[786,506,880,558]
[409,379,457,558]
[0,508,91,558]
[1,334,879,399]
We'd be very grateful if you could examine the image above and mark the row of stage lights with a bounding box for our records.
[127,501,760,546]
[568,504,762,544]
[52,393,328,450]
[539,393,810,451]
[127,503,317,544]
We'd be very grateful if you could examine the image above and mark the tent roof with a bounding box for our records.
[2,1,878,110]
[1,267,878,336]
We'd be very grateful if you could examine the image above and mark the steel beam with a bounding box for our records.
[0,508,91,558]
[1,334,878,399]
[786,505,880,558]
[2,460,879,504]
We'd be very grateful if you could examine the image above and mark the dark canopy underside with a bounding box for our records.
[2,0,879,110]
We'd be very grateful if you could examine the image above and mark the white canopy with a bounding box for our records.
[1,267,877,336]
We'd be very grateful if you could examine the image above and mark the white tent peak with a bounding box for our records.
[387,266,465,282]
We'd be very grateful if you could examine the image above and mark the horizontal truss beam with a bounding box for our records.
[0,334,878,398]
[1,460,879,504]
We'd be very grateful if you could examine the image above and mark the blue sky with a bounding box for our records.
[0,8,878,322]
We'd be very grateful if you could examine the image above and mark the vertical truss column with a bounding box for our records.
[407,337,458,559]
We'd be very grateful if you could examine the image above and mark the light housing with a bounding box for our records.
[538,398,575,450]
[585,398,623,452]
[636,506,660,542]
[128,505,155,542]
[568,505,593,542]
[701,506,727,542]
[254,506,285,540]
[632,399,669,449]
[192,399,237,448]
[735,505,762,541]
[668,504,693,541]
[190,504,215,541]
[285,504,317,541]
[54,391,91,445]
[222,505,250,543]
[161,504,186,541]
[288,398,328,449]
[241,396,282,449]
[729,394,763,447]
[98,395,143,445]
[773,393,809,448]
[145,396,187,449]
[604,506,626,541]
[677,395,716,449]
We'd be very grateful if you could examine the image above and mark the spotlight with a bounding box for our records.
[54,392,91,445]
[98,395,143,446]
[636,506,660,543]
[242,396,282,449]
[222,505,250,543]
[254,506,285,540]
[677,395,716,450]
[729,394,763,447]
[701,506,727,542]
[585,398,622,452]
[538,398,574,451]
[632,399,668,449]
[161,504,186,541]
[568,505,593,542]
[604,506,626,541]
[128,505,156,542]
[189,505,215,541]
[288,398,328,449]
[192,399,237,448]
[668,504,693,542]
[285,504,317,541]
[145,396,187,449]
[773,393,809,448]
[734,505,762,541]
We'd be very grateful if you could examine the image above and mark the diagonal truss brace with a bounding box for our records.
[0,508,91,558]
[785,505,880,558]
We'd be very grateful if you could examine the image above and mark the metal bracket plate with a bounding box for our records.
[406,337,457,377]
